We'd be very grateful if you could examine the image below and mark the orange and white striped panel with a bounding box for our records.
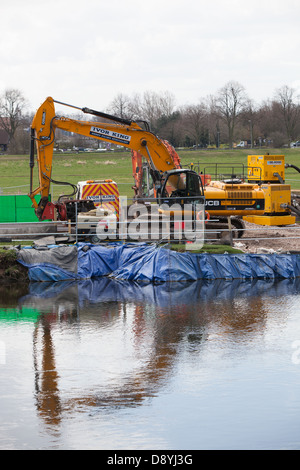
[81,181,120,219]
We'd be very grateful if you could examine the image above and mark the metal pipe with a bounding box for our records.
[53,99,133,126]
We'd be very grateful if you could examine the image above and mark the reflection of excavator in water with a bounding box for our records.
[24,277,277,429]
[29,97,205,225]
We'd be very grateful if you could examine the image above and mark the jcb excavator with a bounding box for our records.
[29,97,205,226]
[132,146,299,235]
[131,148,268,237]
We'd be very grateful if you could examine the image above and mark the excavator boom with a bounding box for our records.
[29,97,203,221]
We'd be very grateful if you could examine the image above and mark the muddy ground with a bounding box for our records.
[233,221,300,253]
[0,249,28,282]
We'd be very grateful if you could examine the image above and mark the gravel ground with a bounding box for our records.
[234,220,300,253]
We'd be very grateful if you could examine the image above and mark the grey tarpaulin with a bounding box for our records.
[17,245,78,281]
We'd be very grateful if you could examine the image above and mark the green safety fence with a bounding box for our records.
[0,195,48,223]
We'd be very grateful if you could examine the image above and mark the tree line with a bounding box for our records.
[1,81,300,154]
[107,82,300,149]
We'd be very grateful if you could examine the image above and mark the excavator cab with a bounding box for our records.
[158,169,205,207]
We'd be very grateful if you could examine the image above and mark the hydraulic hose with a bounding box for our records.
[42,172,79,201]
[285,163,300,173]
[286,203,300,217]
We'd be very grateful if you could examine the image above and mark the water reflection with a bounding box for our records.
[1,277,300,448]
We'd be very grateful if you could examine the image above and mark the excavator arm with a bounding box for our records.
[29,97,181,217]
[29,97,204,222]
[131,140,181,200]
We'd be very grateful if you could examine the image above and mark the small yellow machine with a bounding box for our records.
[243,155,296,226]
[247,154,285,184]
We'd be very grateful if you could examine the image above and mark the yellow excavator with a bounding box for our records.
[189,154,297,226]
[29,97,205,224]
[133,150,297,233]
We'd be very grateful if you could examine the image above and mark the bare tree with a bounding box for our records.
[274,85,300,145]
[108,90,176,132]
[0,88,27,152]
[239,99,260,148]
[206,95,225,147]
[157,91,176,118]
[182,102,209,147]
[107,93,132,119]
[140,91,160,129]
[215,81,248,148]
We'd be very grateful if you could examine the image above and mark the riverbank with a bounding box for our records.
[1,219,300,283]
[0,244,242,282]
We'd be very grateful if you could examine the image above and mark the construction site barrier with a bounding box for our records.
[17,242,300,282]
[0,195,42,223]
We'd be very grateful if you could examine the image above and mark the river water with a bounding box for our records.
[0,277,300,450]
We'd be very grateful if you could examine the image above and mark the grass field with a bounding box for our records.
[1,147,300,201]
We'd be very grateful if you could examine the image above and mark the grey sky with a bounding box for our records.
[1,0,300,113]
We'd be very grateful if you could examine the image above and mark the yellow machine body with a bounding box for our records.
[262,184,292,213]
[243,184,296,225]
[247,154,285,183]
[204,181,265,216]
[243,214,296,225]
[244,154,296,225]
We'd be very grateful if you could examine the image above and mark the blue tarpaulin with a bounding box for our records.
[17,243,300,282]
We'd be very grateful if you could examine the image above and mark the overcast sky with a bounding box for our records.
[1,0,300,114]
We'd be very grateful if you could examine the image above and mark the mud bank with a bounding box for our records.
[2,219,300,283]
[0,249,28,282]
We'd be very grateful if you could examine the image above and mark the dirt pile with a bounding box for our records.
[0,249,28,281]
